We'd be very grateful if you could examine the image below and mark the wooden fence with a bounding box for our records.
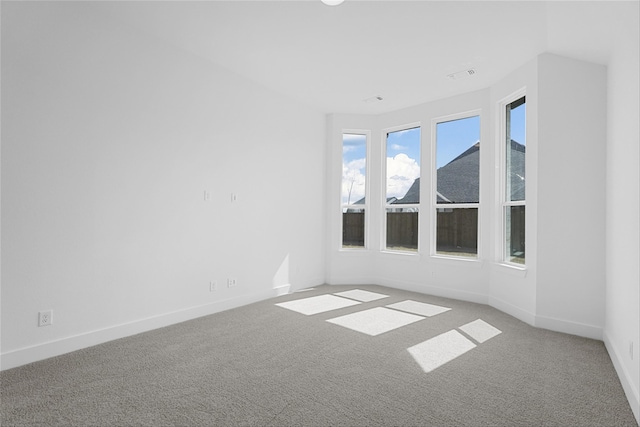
[341,212,420,249]
[342,212,365,247]
[342,208,524,258]
[343,209,481,253]
[507,205,526,260]
[435,208,477,254]
[386,212,418,249]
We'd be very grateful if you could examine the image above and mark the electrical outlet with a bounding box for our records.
[209,281,216,292]
[227,278,237,288]
[38,310,53,327]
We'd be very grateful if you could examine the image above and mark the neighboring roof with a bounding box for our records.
[349,140,525,205]
[405,140,525,204]
[436,140,525,203]
[506,140,526,201]
[437,142,480,203]
[352,196,397,205]
[395,178,420,204]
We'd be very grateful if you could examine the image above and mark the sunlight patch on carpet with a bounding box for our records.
[333,289,389,302]
[408,330,477,373]
[275,295,360,315]
[386,300,451,317]
[459,319,502,343]
[326,307,424,336]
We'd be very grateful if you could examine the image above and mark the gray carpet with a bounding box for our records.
[1,285,637,426]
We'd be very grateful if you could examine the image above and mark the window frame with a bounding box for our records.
[430,110,482,260]
[498,90,527,267]
[340,130,370,251]
[382,123,422,254]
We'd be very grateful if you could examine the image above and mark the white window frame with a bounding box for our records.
[430,110,482,260]
[340,130,370,251]
[498,89,526,267]
[382,123,422,254]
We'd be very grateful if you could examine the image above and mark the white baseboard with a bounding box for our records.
[325,276,377,287]
[273,284,291,296]
[0,289,283,372]
[488,295,536,326]
[488,296,604,341]
[373,277,489,305]
[534,313,603,340]
[604,331,640,424]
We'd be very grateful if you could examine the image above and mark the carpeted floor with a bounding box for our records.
[1,284,637,426]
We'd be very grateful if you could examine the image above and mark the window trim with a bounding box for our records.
[340,129,371,251]
[382,122,422,254]
[497,89,527,267]
[430,109,482,260]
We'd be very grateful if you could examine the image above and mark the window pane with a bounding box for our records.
[342,133,366,249]
[386,127,421,204]
[436,116,480,203]
[342,134,366,205]
[506,98,526,202]
[342,208,365,248]
[505,205,525,264]
[436,208,478,257]
[386,208,418,251]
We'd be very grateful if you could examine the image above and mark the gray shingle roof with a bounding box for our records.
[395,179,420,204]
[350,140,525,205]
[436,142,480,203]
[506,140,526,201]
[399,140,525,204]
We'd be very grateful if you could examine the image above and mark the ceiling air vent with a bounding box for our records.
[447,69,477,80]
[363,96,383,103]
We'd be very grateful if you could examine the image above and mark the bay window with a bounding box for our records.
[504,96,526,264]
[342,133,368,249]
[385,126,421,252]
[434,114,481,258]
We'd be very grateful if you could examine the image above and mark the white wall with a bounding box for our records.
[603,4,640,421]
[488,58,539,325]
[536,53,607,338]
[1,2,326,369]
[325,113,377,286]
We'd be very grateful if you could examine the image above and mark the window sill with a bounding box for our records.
[338,247,370,255]
[492,262,528,277]
[430,255,483,268]
[379,250,421,259]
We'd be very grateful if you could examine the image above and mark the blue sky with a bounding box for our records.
[342,107,525,204]
[436,116,480,169]
[386,127,421,165]
[510,102,526,146]
[386,127,421,199]
[342,134,367,204]
[342,133,367,165]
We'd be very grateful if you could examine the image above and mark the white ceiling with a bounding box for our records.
[101,1,635,114]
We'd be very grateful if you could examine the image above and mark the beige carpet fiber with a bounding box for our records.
[1,284,637,426]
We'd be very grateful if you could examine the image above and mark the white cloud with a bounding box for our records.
[343,145,359,153]
[343,134,367,154]
[342,158,366,204]
[341,153,420,204]
[347,158,365,171]
[390,143,407,151]
[386,153,420,199]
